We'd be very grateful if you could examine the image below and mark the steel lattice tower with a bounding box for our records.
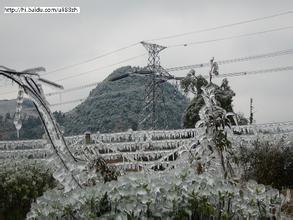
[139,41,172,130]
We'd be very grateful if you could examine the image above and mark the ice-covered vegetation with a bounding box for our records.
[27,83,286,219]
[1,67,291,219]
[27,168,283,219]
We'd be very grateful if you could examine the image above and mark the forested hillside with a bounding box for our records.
[63,66,188,135]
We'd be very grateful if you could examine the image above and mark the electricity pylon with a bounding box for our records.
[109,41,183,130]
[138,41,174,130]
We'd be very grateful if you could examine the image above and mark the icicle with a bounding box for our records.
[14,86,24,139]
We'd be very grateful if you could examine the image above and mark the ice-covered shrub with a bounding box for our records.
[189,84,239,179]
[0,160,56,220]
[27,167,284,219]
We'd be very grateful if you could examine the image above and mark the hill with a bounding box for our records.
[62,66,188,135]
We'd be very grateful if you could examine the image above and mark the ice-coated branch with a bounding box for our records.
[0,66,84,192]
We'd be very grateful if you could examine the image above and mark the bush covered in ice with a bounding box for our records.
[27,167,283,219]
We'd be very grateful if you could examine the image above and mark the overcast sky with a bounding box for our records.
[0,0,293,124]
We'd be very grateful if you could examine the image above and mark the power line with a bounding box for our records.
[46,73,146,97]
[166,48,293,72]
[46,81,101,97]
[147,11,293,42]
[212,65,293,78]
[46,65,293,103]
[167,26,293,48]
[42,42,140,76]
[40,11,293,77]
[55,53,146,82]
[2,25,289,89]
[0,54,145,96]
[0,82,103,98]
[1,54,292,98]
[1,11,290,85]
[50,87,144,107]
[44,46,293,97]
